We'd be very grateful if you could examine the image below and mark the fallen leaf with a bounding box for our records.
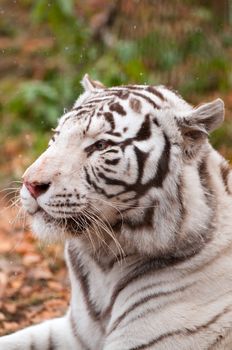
[22,254,41,266]
[3,322,19,332]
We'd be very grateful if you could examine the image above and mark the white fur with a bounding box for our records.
[1,81,232,349]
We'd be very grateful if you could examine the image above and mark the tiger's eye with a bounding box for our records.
[95,140,107,150]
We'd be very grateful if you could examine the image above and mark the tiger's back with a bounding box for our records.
[1,75,232,349]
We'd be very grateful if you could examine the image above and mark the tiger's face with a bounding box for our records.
[20,75,224,254]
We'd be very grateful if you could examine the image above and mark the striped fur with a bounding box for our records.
[1,74,232,349]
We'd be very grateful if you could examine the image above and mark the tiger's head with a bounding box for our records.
[21,75,224,257]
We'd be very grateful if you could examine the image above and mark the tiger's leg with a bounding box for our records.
[0,314,84,350]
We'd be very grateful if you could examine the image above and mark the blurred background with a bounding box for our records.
[1,0,232,186]
[1,0,232,335]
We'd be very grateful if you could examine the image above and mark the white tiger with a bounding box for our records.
[1,74,232,350]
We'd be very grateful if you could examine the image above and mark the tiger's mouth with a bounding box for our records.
[32,206,91,234]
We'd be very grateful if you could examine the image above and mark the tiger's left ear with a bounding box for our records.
[184,98,224,133]
[81,74,105,91]
[179,98,224,158]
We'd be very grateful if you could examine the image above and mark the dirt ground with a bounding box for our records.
[0,195,69,336]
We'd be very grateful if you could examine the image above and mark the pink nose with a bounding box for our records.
[24,181,50,199]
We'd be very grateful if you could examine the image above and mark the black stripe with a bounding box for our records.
[108,283,192,335]
[152,133,170,187]
[109,102,126,116]
[134,146,149,183]
[198,157,216,228]
[30,342,37,350]
[101,166,117,173]
[135,114,151,141]
[153,117,160,127]
[104,112,115,130]
[146,86,165,100]
[74,108,95,118]
[172,175,186,243]
[100,88,130,99]
[105,158,120,165]
[130,91,160,110]
[91,166,99,181]
[97,172,126,187]
[125,280,166,301]
[60,114,72,127]
[176,176,185,221]
[127,307,232,350]
[70,312,91,350]
[68,245,101,321]
[84,166,92,186]
[208,335,225,350]
[115,90,130,99]
[85,114,93,132]
[86,97,114,104]
[48,330,55,350]
[105,131,122,137]
[220,161,231,195]
[73,102,96,111]
[103,149,119,154]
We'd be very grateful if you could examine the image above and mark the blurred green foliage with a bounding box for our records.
[1,0,232,181]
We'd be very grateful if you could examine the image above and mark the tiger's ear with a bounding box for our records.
[81,74,105,91]
[179,98,224,158]
[184,98,224,133]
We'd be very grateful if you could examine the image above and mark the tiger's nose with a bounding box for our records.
[24,181,51,199]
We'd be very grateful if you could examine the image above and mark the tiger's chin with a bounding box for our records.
[28,209,87,243]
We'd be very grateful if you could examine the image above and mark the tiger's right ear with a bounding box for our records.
[81,74,105,92]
